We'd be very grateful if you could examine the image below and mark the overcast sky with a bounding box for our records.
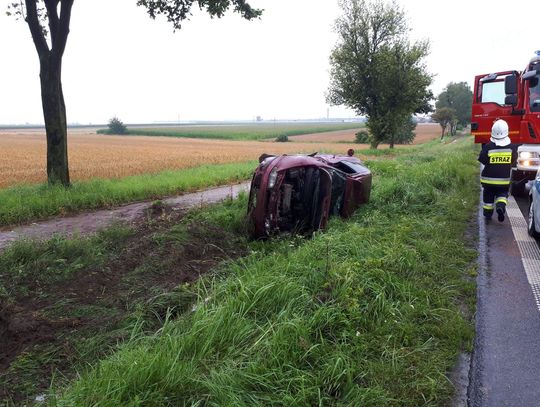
[0,0,538,125]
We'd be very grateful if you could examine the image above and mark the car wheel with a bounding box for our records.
[528,200,540,239]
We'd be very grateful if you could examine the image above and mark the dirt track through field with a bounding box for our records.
[0,182,250,252]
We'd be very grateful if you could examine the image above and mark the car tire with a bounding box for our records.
[528,200,540,239]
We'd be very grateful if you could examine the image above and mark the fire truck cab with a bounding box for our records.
[471,51,540,195]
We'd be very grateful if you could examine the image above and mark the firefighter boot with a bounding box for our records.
[483,204,494,220]
[496,202,506,222]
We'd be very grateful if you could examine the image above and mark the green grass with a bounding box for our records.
[49,139,479,406]
[357,138,443,157]
[0,225,132,301]
[0,161,257,226]
[98,123,364,141]
[0,225,136,403]
[0,198,252,405]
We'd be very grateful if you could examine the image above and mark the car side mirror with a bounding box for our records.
[505,94,518,106]
[505,74,518,94]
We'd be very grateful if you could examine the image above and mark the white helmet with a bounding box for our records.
[491,119,510,146]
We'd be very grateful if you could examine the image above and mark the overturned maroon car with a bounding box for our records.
[247,152,372,238]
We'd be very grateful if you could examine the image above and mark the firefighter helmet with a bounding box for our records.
[491,119,510,146]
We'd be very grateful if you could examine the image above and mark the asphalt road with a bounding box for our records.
[468,194,540,407]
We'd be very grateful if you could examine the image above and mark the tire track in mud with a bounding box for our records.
[0,182,250,252]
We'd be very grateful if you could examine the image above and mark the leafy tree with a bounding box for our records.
[431,107,456,139]
[354,117,414,146]
[107,117,128,135]
[327,0,432,149]
[435,82,472,131]
[354,130,371,144]
[391,115,416,146]
[9,0,262,186]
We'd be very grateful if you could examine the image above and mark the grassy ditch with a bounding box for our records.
[0,161,256,227]
[98,123,364,140]
[0,197,252,405]
[43,138,479,406]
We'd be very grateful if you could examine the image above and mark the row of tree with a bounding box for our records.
[431,82,473,139]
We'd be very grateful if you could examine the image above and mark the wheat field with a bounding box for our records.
[0,132,362,188]
[0,124,441,188]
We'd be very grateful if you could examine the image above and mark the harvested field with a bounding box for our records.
[414,123,443,143]
[289,122,441,143]
[0,131,363,188]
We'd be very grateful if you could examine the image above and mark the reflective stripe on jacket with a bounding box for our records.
[478,142,518,186]
[480,176,511,185]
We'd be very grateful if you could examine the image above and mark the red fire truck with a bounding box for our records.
[471,51,540,195]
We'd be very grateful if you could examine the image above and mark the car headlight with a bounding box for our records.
[519,151,539,159]
[267,168,278,189]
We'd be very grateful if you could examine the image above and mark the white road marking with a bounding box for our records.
[507,196,540,312]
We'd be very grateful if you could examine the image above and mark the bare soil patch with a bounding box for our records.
[0,207,249,404]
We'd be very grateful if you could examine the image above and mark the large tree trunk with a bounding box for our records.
[40,57,70,186]
[25,0,74,187]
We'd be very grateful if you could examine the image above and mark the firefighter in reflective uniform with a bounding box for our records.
[478,119,518,221]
